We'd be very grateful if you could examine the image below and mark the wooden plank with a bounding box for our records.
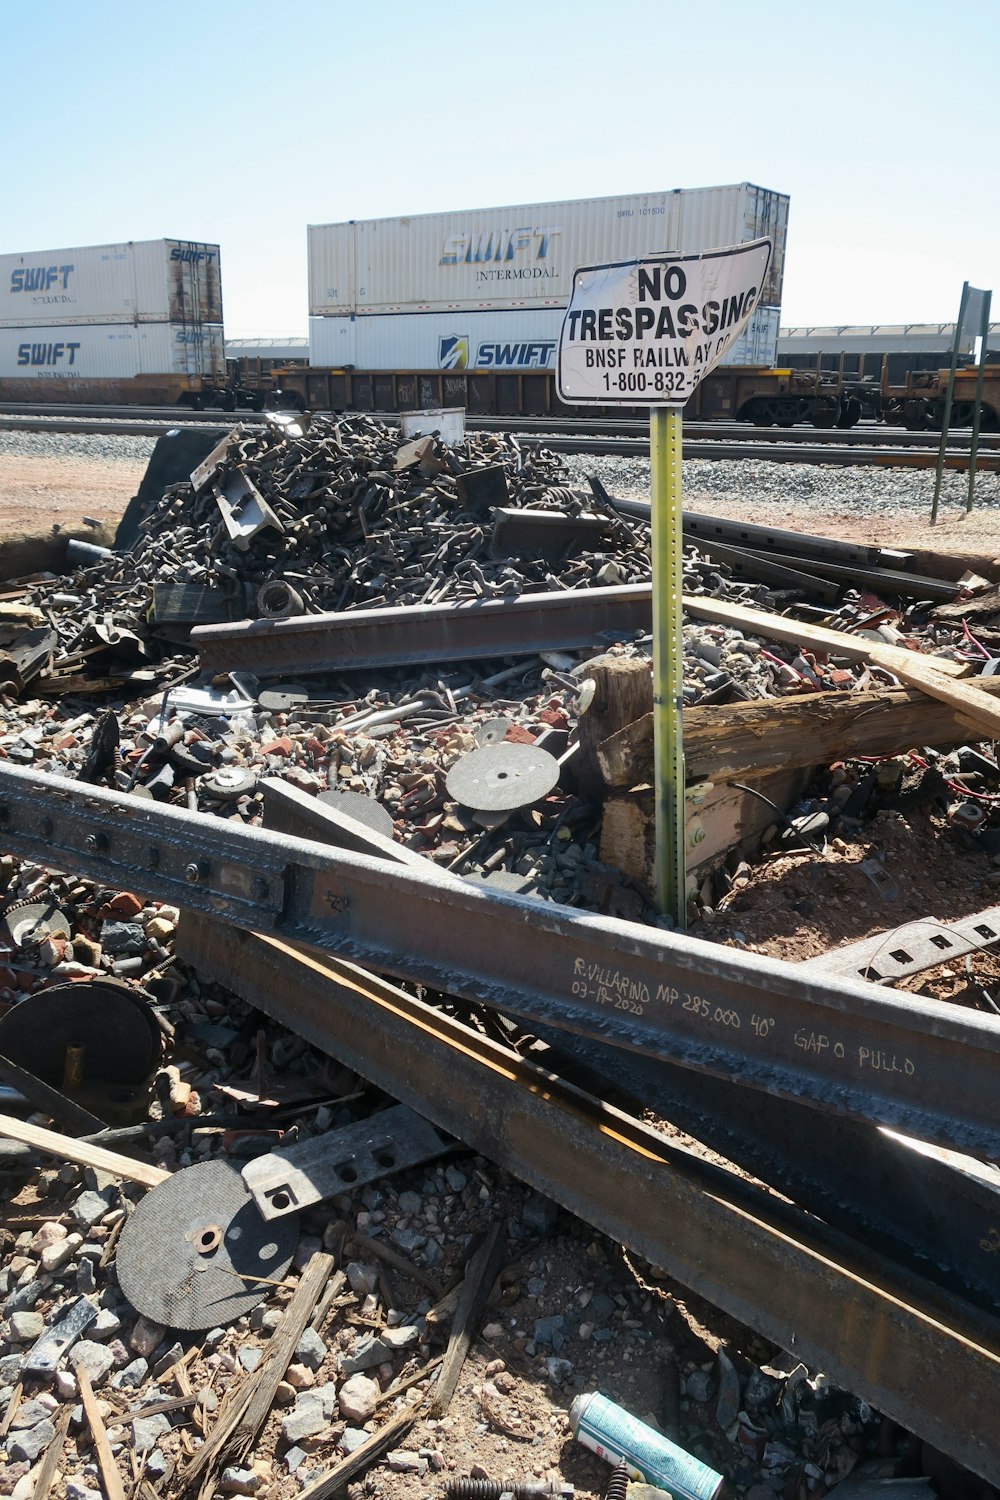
[682,594,970,677]
[598,678,1000,788]
[0,1112,169,1188]
[78,1366,128,1500]
[296,1403,426,1500]
[181,1250,334,1495]
[430,1222,505,1417]
[30,1405,71,1500]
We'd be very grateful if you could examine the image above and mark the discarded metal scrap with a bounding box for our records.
[178,915,1000,1487]
[0,762,995,1156]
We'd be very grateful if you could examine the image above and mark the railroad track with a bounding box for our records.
[2,407,997,470]
[3,401,1000,446]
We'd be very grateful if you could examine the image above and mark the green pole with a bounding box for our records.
[650,406,686,929]
[931,281,970,525]
[967,289,992,513]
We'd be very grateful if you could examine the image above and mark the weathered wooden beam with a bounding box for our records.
[599,678,1000,788]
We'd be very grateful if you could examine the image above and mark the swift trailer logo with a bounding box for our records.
[557,238,772,408]
[477,341,556,369]
[440,226,561,271]
[10,264,74,294]
[438,336,557,370]
[439,335,470,370]
[170,248,216,264]
[17,341,81,367]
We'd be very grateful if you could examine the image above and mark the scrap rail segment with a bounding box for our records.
[0,763,996,1158]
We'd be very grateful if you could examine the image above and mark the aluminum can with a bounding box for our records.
[569,1392,725,1500]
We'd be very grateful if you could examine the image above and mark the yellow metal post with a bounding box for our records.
[650,406,686,928]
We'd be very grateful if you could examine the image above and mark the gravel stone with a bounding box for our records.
[345,1262,377,1296]
[129,1316,164,1358]
[72,1189,116,1229]
[9,1420,55,1464]
[281,1395,327,1444]
[69,1340,115,1386]
[294,1327,326,1370]
[8,1311,44,1342]
[132,1411,171,1452]
[221,1467,261,1494]
[117,1358,149,1389]
[338,1373,379,1423]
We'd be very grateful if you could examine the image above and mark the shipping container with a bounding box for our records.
[309,302,782,373]
[0,239,223,329]
[308,184,787,318]
[0,321,225,403]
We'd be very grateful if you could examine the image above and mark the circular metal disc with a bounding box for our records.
[318,789,394,839]
[202,766,258,801]
[116,1160,299,1331]
[1,900,71,950]
[0,980,162,1087]
[475,717,511,748]
[446,743,559,812]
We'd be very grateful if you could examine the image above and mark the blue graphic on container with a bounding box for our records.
[170,247,216,264]
[476,340,556,369]
[10,265,74,293]
[439,335,469,371]
[569,1392,724,1500]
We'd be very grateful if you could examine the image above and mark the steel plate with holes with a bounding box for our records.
[116,1160,299,1330]
[317,789,394,840]
[0,980,162,1087]
[446,743,559,812]
[201,766,258,801]
[242,1104,450,1219]
[475,717,511,748]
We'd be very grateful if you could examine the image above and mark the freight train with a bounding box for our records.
[4,206,999,431]
[262,359,1000,431]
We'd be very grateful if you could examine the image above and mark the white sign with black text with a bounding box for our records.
[556,238,772,407]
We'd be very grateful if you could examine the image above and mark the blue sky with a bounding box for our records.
[5,0,997,335]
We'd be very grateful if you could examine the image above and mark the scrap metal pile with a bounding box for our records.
[0,414,999,1498]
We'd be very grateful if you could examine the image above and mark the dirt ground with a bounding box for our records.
[0,452,148,537]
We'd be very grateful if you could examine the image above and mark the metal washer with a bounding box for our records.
[446,743,559,812]
[116,1160,299,1331]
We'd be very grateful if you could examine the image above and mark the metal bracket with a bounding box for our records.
[242,1103,451,1219]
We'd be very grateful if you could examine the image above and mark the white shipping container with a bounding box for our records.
[0,321,226,381]
[309,303,781,373]
[308,184,787,318]
[0,239,223,328]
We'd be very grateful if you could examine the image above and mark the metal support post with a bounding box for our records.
[932,281,970,524]
[650,407,686,928]
[968,289,993,513]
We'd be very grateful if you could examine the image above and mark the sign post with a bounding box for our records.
[557,239,772,927]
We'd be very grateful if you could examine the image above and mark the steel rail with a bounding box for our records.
[0,763,995,1156]
[2,404,998,449]
[2,411,995,469]
[194,583,654,679]
[177,916,1000,1484]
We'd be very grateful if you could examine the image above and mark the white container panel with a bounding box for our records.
[308,184,788,318]
[0,321,225,381]
[312,306,778,373]
[0,239,222,328]
[308,315,357,367]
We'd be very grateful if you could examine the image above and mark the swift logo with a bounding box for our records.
[439,335,469,370]
[10,265,73,294]
[170,248,216,264]
[440,226,561,266]
[476,341,556,369]
[17,341,81,367]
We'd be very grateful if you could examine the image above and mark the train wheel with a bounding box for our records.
[220,391,237,412]
[836,398,862,429]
